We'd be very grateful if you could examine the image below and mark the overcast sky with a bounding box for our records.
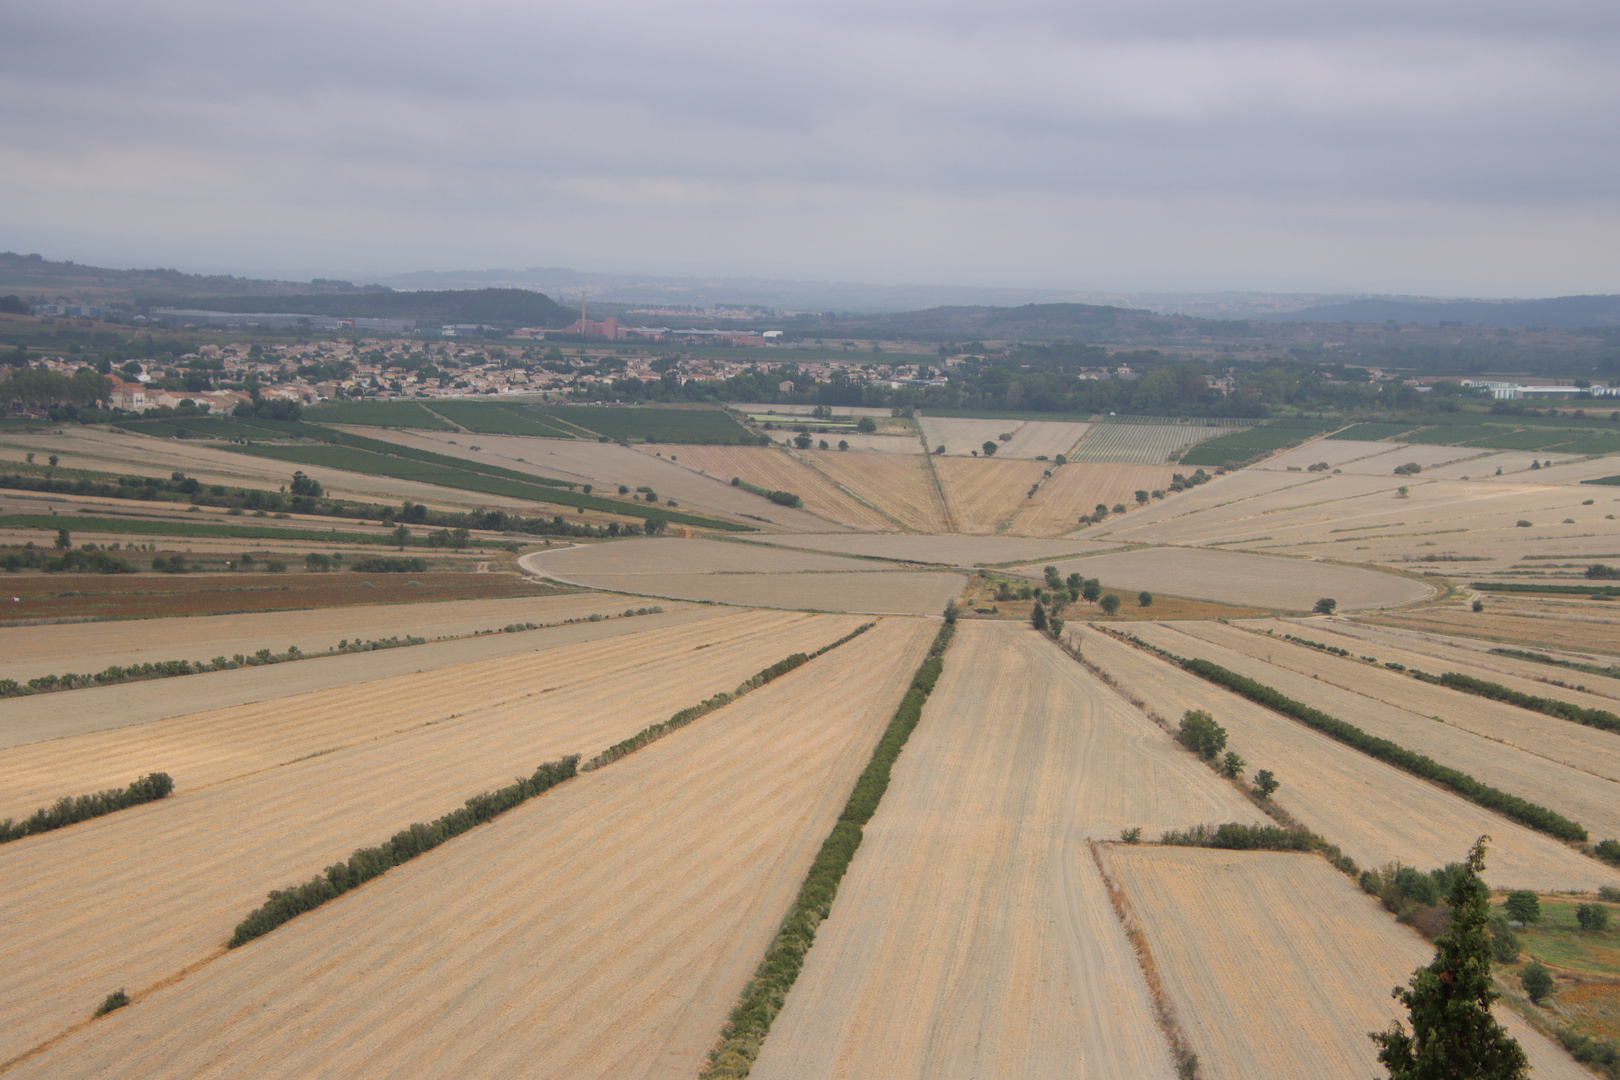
[3,0,1617,296]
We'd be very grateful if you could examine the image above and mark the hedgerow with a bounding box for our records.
[229,756,577,947]
[1,772,174,844]
[1430,671,1620,735]
[702,624,954,1079]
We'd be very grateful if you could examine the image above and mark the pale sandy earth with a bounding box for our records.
[1300,618,1620,699]
[0,592,646,684]
[1007,462,1178,536]
[637,443,895,530]
[0,429,537,514]
[735,532,1113,565]
[930,456,1048,533]
[1070,627,1620,892]
[1169,620,1620,784]
[916,417,1089,459]
[1013,547,1433,611]
[0,611,872,1068]
[1131,622,1620,842]
[0,607,722,751]
[524,536,893,576]
[9,619,935,1080]
[1253,438,1411,471]
[1480,455,1620,484]
[751,622,1259,1080]
[1109,846,1590,1080]
[0,609,847,819]
[1067,421,1238,465]
[1328,443,1505,476]
[797,449,953,533]
[527,567,967,615]
[1368,603,1620,656]
[762,431,921,454]
[344,428,838,530]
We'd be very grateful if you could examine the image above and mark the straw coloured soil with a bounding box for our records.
[736,533,1112,566]
[931,456,1048,533]
[750,622,1257,1080]
[9,619,935,1080]
[1109,846,1590,1080]
[798,450,952,533]
[1071,627,1620,892]
[916,417,1089,460]
[0,591,647,685]
[523,536,889,577]
[1017,547,1433,611]
[1131,621,1620,842]
[1365,602,1620,656]
[637,443,893,529]
[525,567,967,615]
[1007,462,1177,536]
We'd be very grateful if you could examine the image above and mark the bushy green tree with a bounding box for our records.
[1177,710,1228,760]
[1370,837,1528,1079]
[1031,601,1047,632]
[1138,591,1153,607]
[1314,597,1338,615]
[1099,593,1121,615]
[1488,916,1520,964]
[1222,751,1246,779]
[1520,961,1553,1005]
[1253,769,1279,797]
[1503,891,1541,925]
[1082,581,1101,602]
[1576,903,1610,932]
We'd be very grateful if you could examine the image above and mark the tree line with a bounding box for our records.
[1,772,174,844]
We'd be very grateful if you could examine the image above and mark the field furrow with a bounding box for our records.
[931,457,1047,534]
[8,619,936,1080]
[750,621,1258,1080]
[0,611,870,1065]
[1007,463,1176,536]
[1071,627,1620,891]
[637,443,895,530]
[797,450,951,533]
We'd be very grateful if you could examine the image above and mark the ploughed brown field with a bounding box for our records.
[8,618,934,1080]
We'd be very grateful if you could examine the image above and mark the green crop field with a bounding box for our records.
[114,417,303,441]
[528,405,755,443]
[1327,422,1419,441]
[304,401,457,429]
[425,402,576,438]
[1178,419,1336,466]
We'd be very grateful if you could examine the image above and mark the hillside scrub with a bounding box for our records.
[701,623,954,1079]
[1,772,174,844]
[229,756,578,947]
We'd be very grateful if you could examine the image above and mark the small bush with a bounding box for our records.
[94,989,130,1017]
[1601,885,1620,902]
[1521,960,1554,1004]
[1252,769,1279,797]
[1120,826,1142,844]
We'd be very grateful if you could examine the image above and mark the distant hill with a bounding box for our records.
[0,251,373,305]
[1258,294,1620,329]
[154,288,572,327]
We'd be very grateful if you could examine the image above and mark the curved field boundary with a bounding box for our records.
[1111,629,1588,843]
[700,624,955,1079]
[1,773,173,844]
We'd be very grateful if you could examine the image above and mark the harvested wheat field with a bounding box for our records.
[639,442,894,529]
[1366,599,1620,656]
[0,608,834,815]
[0,591,652,686]
[916,416,1088,460]
[1016,547,1432,611]
[528,569,967,615]
[750,621,1258,1080]
[1130,622,1620,842]
[1070,627,1620,891]
[525,536,890,578]
[1107,845,1588,1080]
[1008,462,1177,536]
[798,449,952,532]
[1168,621,1620,784]
[0,607,716,751]
[930,456,1048,533]
[763,431,921,454]
[0,610,872,1068]
[736,532,1112,566]
[9,619,936,1080]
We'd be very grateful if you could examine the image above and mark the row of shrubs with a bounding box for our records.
[581,623,874,772]
[229,756,578,947]
[1,772,174,844]
[1427,670,1620,735]
[701,623,954,1079]
[1158,822,1318,851]
[1179,656,1589,842]
[1,546,135,574]
[349,556,429,573]
[730,477,804,508]
[1490,646,1620,681]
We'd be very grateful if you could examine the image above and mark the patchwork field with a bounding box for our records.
[750,621,1257,1080]
[930,456,1048,533]
[0,610,873,1069]
[1007,462,1178,536]
[1068,420,1244,464]
[638,443,894,530]
[1129,621,1620,842]
[1070,627,1620,892]
[1108,846,1587,1080]
[916,416,1089,459]
[1014,547,1433,611]
[9,618,935,1080]
[799,449,952,533]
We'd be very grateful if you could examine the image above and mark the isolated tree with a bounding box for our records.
[1575,903,1609,932]
[1082,581,1102,603]
[288,471,323,498]
[1520,962,1553,1005]
[1135,489,1149,504]
[1472,599,1485,612]
[794,432,812,449]
[981,440,997,456]
[48,454,58,467]
[1253,769,1279,798]
[1138,591,1153,607]
[856,416,876,433]
[1502,891,1540,925]
[643,517,667,536]
[393,524,410,549]
[1099,593,1121,615]
[1178,710,1228,760]
[1031,601,1047,632]
[54,528,70,551]
[1370,836,1528,1080]
[1313,597,1338,615]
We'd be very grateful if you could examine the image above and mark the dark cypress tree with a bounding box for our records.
[1030,601,1047,632]
[1370,836,1528,1079]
